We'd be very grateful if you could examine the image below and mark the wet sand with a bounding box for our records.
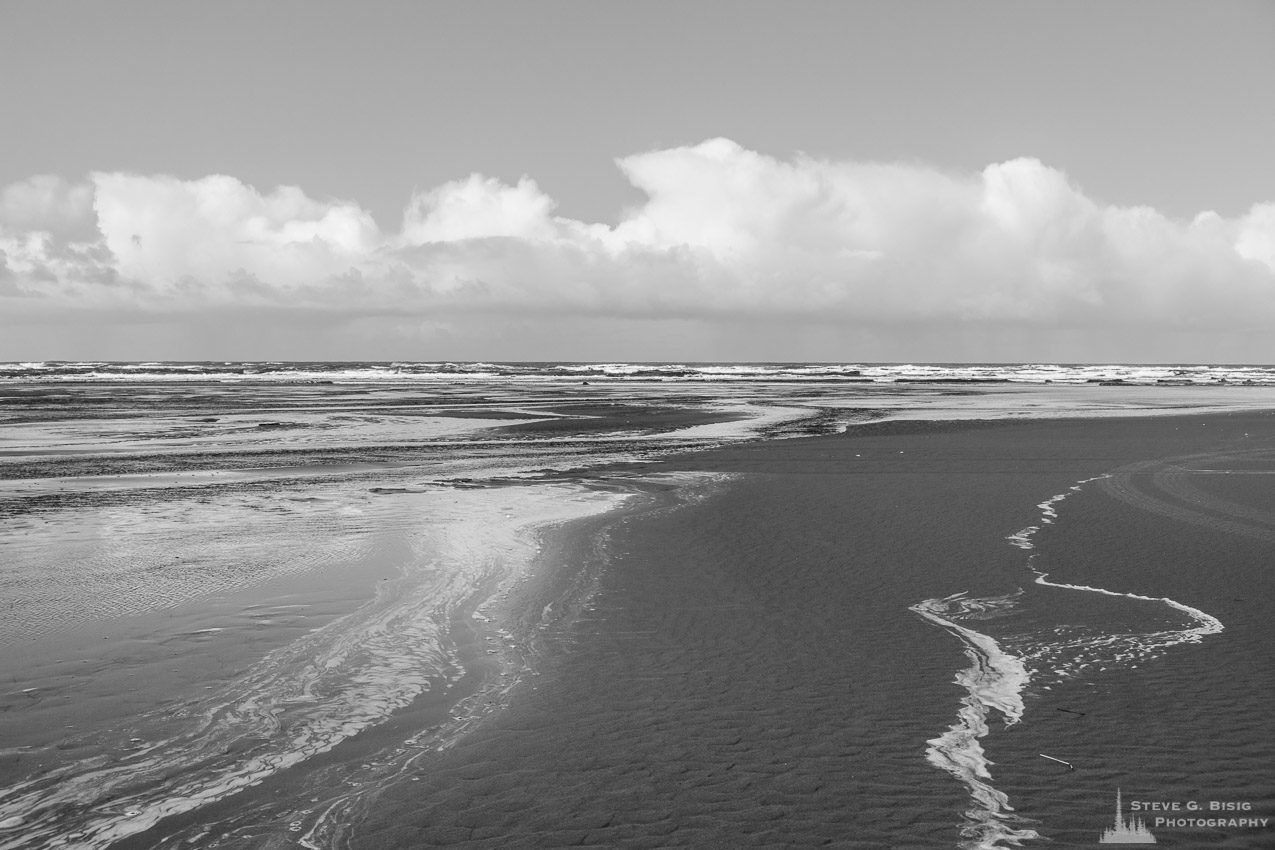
[0,377,809,847]
[355,412,1275,848]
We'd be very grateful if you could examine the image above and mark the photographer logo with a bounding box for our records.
[1099,789,1156,844]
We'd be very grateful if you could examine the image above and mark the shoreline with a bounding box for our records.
[105,474,722,850]
[5,392,1275,848]
[288,473,735,850]
[351,409,1275,848]
[0,480,645,850]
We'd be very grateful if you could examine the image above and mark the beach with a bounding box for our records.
[7,2,1274,846]
[1,368,1273,848]
[354,413,1275,848]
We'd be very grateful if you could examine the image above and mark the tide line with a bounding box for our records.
[914,470,1225,848]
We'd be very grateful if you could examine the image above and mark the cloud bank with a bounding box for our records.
[2,139,1273,358]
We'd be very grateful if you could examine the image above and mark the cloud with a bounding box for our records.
[94,173,380,300]
[1234,203,1275,269]
[0,174,96,240]
[2,139,1273,355]
[400,174,559,243]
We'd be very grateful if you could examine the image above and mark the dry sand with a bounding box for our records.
[345,413,1275,848]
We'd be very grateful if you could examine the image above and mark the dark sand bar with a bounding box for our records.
[356,412,1275,848]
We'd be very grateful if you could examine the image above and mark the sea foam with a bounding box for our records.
[0,484,630,850]
[914,468,1227,848]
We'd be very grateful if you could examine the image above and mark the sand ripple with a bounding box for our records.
[913,450,1254,848]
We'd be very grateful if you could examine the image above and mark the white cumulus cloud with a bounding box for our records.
[0,174,97,240]
[400,174,560,244]
[2,139,1273,358]
[94,174,380,299]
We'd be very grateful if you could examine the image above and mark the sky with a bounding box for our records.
[1,0,1273,363]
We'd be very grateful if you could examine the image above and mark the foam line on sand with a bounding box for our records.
[0,484,634,850]
[913,470,1226,848]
